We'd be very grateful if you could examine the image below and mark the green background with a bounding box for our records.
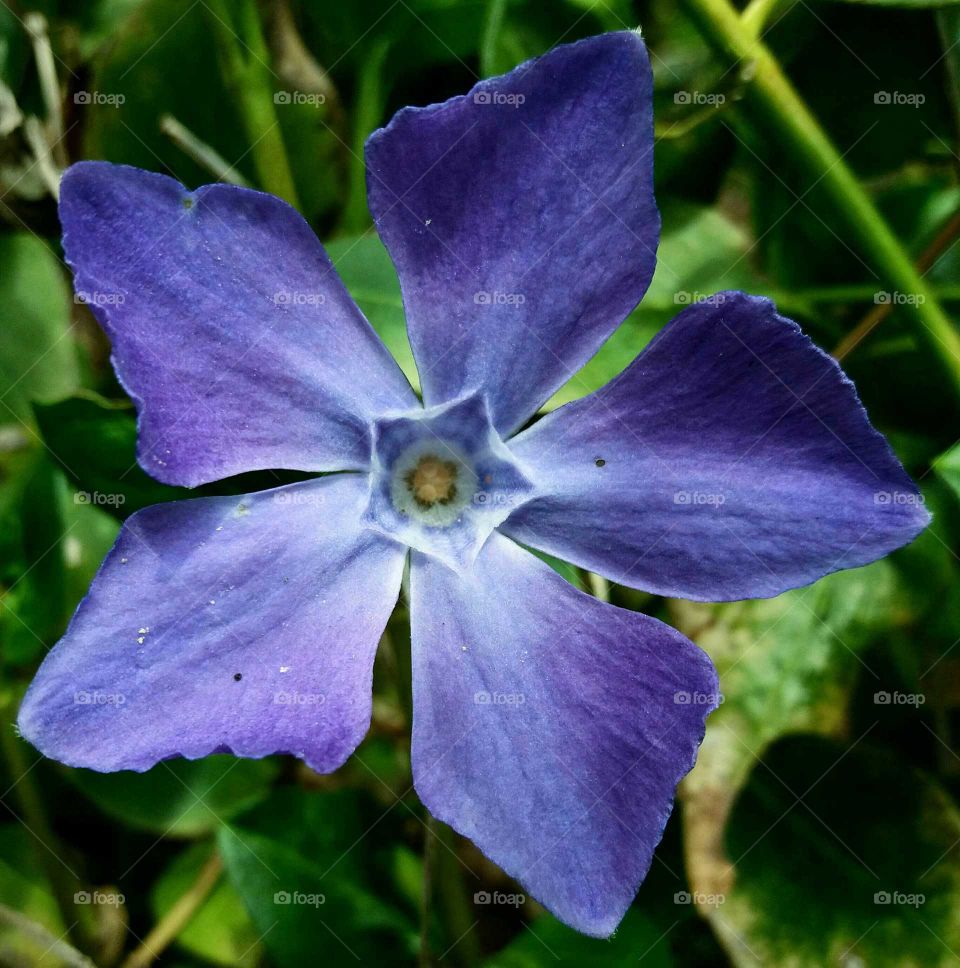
[1,0,960,965]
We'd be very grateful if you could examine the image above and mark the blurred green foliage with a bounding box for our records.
[1,0,959,965]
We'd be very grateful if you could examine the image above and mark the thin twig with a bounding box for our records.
[0,903,95,968]
[834,209,960,361]
[23,13,67,167]
[120,851,224,968]
[159,115,250,186]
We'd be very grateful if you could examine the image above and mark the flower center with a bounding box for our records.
[362,394,536,567]
[389,441,476,528]
[407,455,458,507]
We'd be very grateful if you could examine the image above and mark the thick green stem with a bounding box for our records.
[684,0,960,394]
[740,0,790,36]
[205,0,300,208]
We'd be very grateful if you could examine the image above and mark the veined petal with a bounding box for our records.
[60,162,416,487]
[504,292,930,601]
[410,533,717,936]
[18,475,405,773]
[365,31,659,435]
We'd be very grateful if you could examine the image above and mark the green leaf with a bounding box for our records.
[35,393,188,518]
[720,736,960,966]
[486,908,673,966]
[152,842,261,967]
[218,789,416,967]
[0,824,66,964]
[68,755,280,837]
[547,198,762,408]
[1,453,118,669]
[326,231,418,390]
[838,0,960,7]
[935,440,960,501]
[83,0,339,222]
[2,459,69,664]
[0,234,78,426]
[671,559,912,921]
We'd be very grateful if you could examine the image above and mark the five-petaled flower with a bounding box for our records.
[18,31,928,936]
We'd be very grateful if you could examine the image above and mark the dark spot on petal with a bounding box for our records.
[233,672,243,682]
[595,458,606,467]
[182,196,195,210]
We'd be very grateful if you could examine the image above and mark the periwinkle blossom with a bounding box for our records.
[19,31,928,936]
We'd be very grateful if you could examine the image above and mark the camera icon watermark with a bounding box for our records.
[674,890,725,907]
[674,90,726,106]
[273,890,325,906]
[874,91,925,107]
[674,691,724,706]
[474,290,525,306]
[873,690,925,707]
[474,890,525,907]
[874,491,925,507]
[74,91,125,107]
[274,90,326,107]
[75,890,125,907]
[474,690,525,706]
[473,90,525,108]
[874,890,924,908]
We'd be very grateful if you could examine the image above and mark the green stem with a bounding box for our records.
[432,821,482,966]
[684,0,960,395]
[480,0,507,78]
[0,903,95,968]
[120,851,223,968]
[342,37,390,234]
[740,0,790,36]
[419,813,437,967]
[204,0,300,207]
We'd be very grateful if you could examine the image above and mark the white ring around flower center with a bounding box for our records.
[389,440,477,527]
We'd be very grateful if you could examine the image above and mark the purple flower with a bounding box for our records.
[18,31,927,936]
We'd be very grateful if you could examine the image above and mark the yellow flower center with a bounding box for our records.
[406,455,458,507]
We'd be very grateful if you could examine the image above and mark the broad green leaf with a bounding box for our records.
[218,788,416,967]
[719,736,960,966]
[671,559,908,902]
[69,755,280,837]
[35,393,188,518]
[486,908,673,966]
[152,842,261,967]
[0,234,78,426]
[2,459,68,665]
[1,454,118,669]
